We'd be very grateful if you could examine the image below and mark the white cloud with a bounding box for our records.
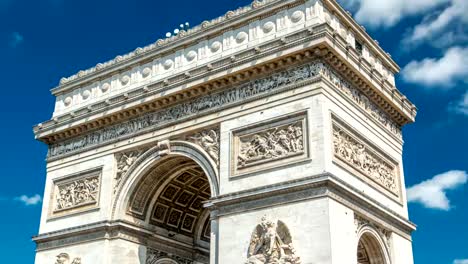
[454,260,468,264]
[407,170,467,210]
[449,91,468,116]
[338,0,450,28]
[404,0,468,46]
[402,47,468,88]
[15,194,42,206]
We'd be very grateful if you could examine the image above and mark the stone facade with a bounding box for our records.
[33,1,417,264]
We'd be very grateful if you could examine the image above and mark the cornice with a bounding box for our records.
[34,25,416,148]
[51,0,293,95]
[322,0,399,72]
[33,173,415,251]
[50,0,401,97]
[207,172,416,236]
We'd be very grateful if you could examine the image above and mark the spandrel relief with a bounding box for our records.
[188,129,220,165]
[115,149,147,193]
[246,216,301,264]
[232,115,308,176]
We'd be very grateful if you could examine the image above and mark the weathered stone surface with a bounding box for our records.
[33,1,416,264]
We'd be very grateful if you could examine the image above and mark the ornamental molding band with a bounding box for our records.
[47,60,401,160]
[332,119,401,199]
[114,148,148,193]
[50,168,102,217]
[186,128,220,165]
[146,248,193,264]
[246,216,301,264]
[233,114,307,177]
[55,253,81,264]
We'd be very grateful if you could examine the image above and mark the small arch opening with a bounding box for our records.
[357,232,387,264]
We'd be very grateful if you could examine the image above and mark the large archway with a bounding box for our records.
[357,230,389,264]
[113,142,219,264]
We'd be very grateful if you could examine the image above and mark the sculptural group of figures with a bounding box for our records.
[333,127,397,192]
[55,177,99,211]
[238,124,303,167]
[246,217,301,264]
[55,253,81,264]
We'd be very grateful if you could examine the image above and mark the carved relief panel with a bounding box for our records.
[246,216,301,264]
[55,253,81,264]
[49,168,102,218]
[332,118,401,201]
[232,114,308,177]
[146,248,193,264]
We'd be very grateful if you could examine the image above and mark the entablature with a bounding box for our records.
[34,23,416,151]
[47,0,407,118]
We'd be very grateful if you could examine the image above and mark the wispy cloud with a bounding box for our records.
[449,91,468,116]
[402,47,468,88]
[15,194,42,206]
[403,0,468,48]
[454,259,468,264]
[338,0,450,28]
[8,32,24,48]
[407,170,467,210]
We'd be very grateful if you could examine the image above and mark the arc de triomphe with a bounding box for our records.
[33,1,417,263]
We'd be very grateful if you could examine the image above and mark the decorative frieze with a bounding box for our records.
[188,129,220,165]
[48,61,401,159]
[51,168,101,216]
[146,248,193,264]
[246,216,301,264]
[233,114,307,177]
[332,121,400,197]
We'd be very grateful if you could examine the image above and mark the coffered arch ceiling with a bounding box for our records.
[127,155,211,243]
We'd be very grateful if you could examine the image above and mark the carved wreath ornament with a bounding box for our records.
[246,217,301,264]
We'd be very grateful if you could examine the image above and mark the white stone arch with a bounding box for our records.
[356,225,391,264]
[112,140,219,220]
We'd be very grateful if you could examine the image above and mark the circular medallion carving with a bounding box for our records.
[291,11,305,23]
[82,90,91,100]
[142,67,152,78]
[186,51,197,62]
[210,41,222,53]
[120,75,130,85]
[64,97,72,106]
[263,22,275,33]
[236,32,248,44]
[163,59,173,70]
[101,83,110,92]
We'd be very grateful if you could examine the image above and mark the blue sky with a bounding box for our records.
[0,0,466,263]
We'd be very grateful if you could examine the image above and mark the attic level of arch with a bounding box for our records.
[34,31,416,149]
